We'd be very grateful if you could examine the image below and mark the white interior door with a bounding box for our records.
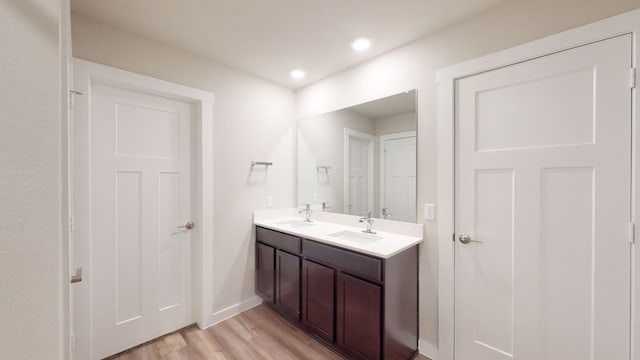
[455,35,632,360]
[381,133,416,222]
[89,84,194,358]
[349,138,368,215]
[344,129,374,216]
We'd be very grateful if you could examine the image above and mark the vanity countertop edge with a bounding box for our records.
[253,209,424,259]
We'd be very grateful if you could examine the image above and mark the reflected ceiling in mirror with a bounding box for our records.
[298,90,417,222]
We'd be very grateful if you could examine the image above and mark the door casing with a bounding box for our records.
[70,59,215,360]
[437,9,640,360]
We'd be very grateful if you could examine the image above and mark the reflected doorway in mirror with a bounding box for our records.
[297,90,417,222]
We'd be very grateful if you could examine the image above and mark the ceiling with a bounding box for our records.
[71,0,511,89]
[350,90,416,119]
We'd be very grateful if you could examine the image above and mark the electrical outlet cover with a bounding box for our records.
[424,203,436,220]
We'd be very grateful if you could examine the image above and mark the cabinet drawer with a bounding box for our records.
[256,227,301,254]
[302,239,382,282]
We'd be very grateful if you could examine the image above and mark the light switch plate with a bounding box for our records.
[424,204,436,221]
[267,195,274,208]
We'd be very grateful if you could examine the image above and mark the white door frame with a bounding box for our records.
[70,59,215,359]
[378,131,416,218]
[437,10,640,360]
[343,128,375,215]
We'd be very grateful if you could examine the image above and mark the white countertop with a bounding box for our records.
[253,209,423,259]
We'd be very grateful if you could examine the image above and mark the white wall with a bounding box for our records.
[375,112,415,136]
[71,14,296,315]
[0,0,67,359]
[298,109,374,213]
[296,0,640,353]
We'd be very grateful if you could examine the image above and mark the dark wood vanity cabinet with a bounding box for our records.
[256,226,302,321]
[302,259,335,342]
[275,249,301,321]
[336,272,382,360]
[255,226,418,360]
[255,242,275,302]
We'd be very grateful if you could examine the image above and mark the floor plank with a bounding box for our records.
[106,304,431,360]
[155,332,187,357]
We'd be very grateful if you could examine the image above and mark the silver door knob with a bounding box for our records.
[177,221,195,230]
[459,234,482,244]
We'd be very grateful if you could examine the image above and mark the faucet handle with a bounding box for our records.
[299,203,310,212]
[299,203,313,222]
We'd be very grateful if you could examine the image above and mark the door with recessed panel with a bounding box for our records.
[381,133,416,222]
[455,35,632,359]
[90,84,193,359]
[345,129,374,216]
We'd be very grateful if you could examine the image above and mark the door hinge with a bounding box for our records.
[629,222,635,244]
[69,90,83,108]
[631,67,637,89]
[69,216,74,233]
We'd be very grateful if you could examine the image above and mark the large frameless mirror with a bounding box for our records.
[297,90,417,222]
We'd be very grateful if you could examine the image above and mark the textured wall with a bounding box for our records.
[0,0,65,359]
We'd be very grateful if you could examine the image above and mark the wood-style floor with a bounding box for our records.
[106,304,431,360]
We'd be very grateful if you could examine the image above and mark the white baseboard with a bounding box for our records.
[419,339,438,360]
[198,296,263,329]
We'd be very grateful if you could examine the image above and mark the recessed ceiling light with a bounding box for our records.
[290,69,306,80]
[351,37,372,52]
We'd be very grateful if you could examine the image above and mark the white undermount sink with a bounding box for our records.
[276,219,316,228]
[328,230,383,243]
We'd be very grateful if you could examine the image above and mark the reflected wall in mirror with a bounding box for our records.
[298,90,417,222]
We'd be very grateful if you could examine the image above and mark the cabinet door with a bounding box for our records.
[302,259,335,342]
[256,242,275,303]
[336,272,381,360]
[276,249,300,320]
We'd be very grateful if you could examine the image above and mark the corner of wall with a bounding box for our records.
[199,296,263,330]
[419,338,439,360]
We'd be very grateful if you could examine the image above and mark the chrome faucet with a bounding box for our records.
[322,202,332,212]
[381,207,392,220]
[299,203,313,222]
[359,210,376,234]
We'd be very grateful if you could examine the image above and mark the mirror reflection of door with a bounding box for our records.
[344,129,374,216]
[381,132,416,222]
[297,90,417,222]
